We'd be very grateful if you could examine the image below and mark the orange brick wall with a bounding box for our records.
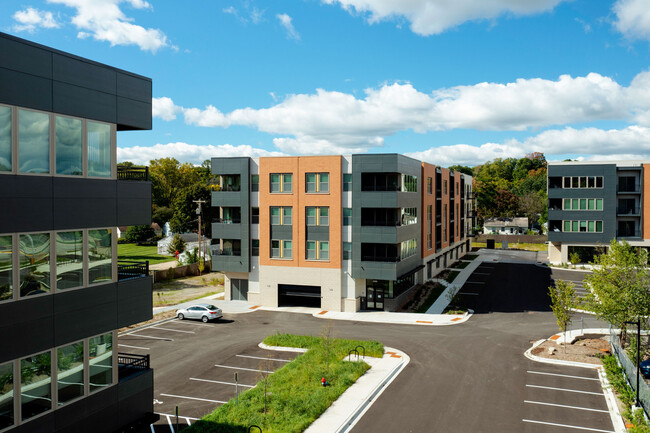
[421,162,437,258]
[440,168,451,249]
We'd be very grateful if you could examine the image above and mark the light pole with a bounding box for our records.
[193,199,206,274]
[626,319,642,408]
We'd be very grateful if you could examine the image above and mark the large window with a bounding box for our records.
[89,333,112,392]
[18,109,49,174]
[306,207,329,226]
[0,105,11,172]
[427,177,432,194]
[343,242,351,260]
[343,208,352,226]
[55,116,82,176]
[57,341,84,405]
[0,361,13,429]
[270,173,292,193]
[306,241,329,260]
[271,240,292,259]
[306,172,329,193]
[270,207,292,225]
[19,233,51,297]
[562,220,603,233]
[21,351,51,421]
[401,208,417,225]
[0,235,11,302]
[88,229,112,284]
[56,231,83,290]
[562,176,604,189]
[401,174,417,192]
[563,198,603,211]
[343,173,352,191]
[87,121,111,177]
[282,241,292,259]
[252,239,259,256]
[251,175,259,192]
[400,239,417,260]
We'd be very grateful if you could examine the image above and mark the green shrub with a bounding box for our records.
[167,234,186,255]
[569,252,580,265]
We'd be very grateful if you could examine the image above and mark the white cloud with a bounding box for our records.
[250,7,265,24]
[276,13,300,40]
[117,142,283,165]
[152,97,181,121]
[13,7,60,33]
[48,0,171,52]
[322,0,566,35]
[183,106,230,127]
[408,125,650,166]
[613,0,650,42]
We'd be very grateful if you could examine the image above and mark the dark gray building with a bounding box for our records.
[0,32,155,432]
[547,160,649,263]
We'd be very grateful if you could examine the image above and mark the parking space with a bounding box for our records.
[523,364,615,433]
[455,263,495,306]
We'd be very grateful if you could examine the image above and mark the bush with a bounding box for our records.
[125,225,156,244]
[569,252,580,265]
[167,234,186,255]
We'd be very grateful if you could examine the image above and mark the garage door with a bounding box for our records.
[231,279,248,301]
[278,284,321,308]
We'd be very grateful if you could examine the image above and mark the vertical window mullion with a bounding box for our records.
[49,113,55,176]
[50,231,56,293]
[51,348,57,409]
[82,120,88,177]
[83,230,89,288]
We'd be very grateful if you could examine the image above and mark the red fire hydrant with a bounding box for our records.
[321,377,328,387]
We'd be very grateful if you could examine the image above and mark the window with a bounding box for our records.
[343,173,352,191]
[401,208,417,225]
[306,241,316,260]
[596,199,603,210]
[87,121,111,178]
[221,240,241,256]
[271,240,291,258]
[400,239,417,260]
[562,176,604,189]
[252,239,259,256]
[563,198,603,211]
[579,199,586,210]
[401,174,417,192]
[0,105,11,172]
[88,229,112,284]
[221,175,241,192]
[270,207,292,225]
[252,207,259,224]
[19,233,51,297]
[562,220,603,233]
[306,240,328,260]
[21,351,52,420]
[443,180,447,195]
[306,207,329,226]
[221,207,241,224]
[57,341,84,405]
[19,109,49,174]
[306,172,329,193]
[270,173,292,193]
[596,221,603,232]
[427,177,432,194]
[0,235,11,302]
[251,175,259,192]
[56,231,83,290]
[271,240,281,258]
[89,333,112,392]
[343,242,351,260]
[343,208,352,226]
[0,361,13,429]
[55,116,82,176]
[319,242,329,260]
[283,241,292,259]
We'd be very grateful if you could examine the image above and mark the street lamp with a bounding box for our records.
[625,319,641,409]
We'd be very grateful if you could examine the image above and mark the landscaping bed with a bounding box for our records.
[117,243,175,265]
[153,272,224,307]
[397,282,446,313]
[531,336,610,365]
[186,333,383,433]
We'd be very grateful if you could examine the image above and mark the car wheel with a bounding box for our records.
[178,313,184,320]
[202,315,209,323]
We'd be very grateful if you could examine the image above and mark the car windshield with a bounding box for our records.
[206,305,218,310]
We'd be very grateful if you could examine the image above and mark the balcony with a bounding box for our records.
[617,229,641,238]
[117,166,149,181]
[117,260,149,281]
[118,353,150,381]
[617,207,640,216]
[617,185,640,193]
[213,217,242,224]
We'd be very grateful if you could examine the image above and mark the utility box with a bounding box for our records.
[486,239,495,249]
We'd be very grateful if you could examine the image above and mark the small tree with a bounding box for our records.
[585,240,650,346]
[548,279,575,349]
[125,225,155,244]
[166,234,186,256]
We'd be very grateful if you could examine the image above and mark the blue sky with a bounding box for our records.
[1,0,650,167]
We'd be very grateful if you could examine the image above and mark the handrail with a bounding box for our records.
[117,260,149,281]
[117,166,149,181]
[118,352,150,380]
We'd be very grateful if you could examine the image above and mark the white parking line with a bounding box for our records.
[118,344,150,350]
[190,377,255,388]
[526,384,603,395]
[214,364,273,374]
[236,354,291,362]
[150,424,155,433]
[524,400,609,413]
[155,412,200,421]
[527,371,600,381]
[166,414,174,432]
[160,393,226,404]
[173,320,214,327]
[126,333,173,341]
[151,326,195,334]
[523,419,614,432]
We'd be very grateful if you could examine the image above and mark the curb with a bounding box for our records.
[258,342,308,353]
[524,339,626,433]
[118,316,178,336]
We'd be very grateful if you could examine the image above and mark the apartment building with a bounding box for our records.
[547,160,650,263]
[0,33,155,432]
[211,154,474,312]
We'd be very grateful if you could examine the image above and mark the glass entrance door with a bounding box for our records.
[366,280,386,310]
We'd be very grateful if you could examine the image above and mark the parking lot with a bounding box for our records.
[118,317,302,432]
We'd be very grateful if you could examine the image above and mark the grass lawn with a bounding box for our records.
[117,243,175,265]
[463,254,478,261]
[445,270,460,283]
[451,261,469,269]
[471,242,547,252]
[416,283,446,313]
[186,334,384,433]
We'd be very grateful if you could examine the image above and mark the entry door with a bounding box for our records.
[231,279,248,301]
[367,287,384,310]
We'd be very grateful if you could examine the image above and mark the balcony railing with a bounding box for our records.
[361,255,399,262]
[118,353,150,381]
[117,260,149,281]
[213,217,242,224]
[617,230,641,238]
[617,207,640,215]
[617,185,640,193]
[212,248,242,256]
[117,166,149,181]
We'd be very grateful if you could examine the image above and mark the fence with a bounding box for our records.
[609,326,650,416]
[473,234,547,244]
[152,260,209,283]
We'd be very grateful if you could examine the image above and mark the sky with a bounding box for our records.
[1,0,650,167]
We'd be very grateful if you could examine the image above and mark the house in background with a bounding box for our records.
[482,217,529,235]
[157,233,210,256]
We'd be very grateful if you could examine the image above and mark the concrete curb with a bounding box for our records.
[548,266,593,272]
[258,342,308,353]
[310,310,473,326]
[524,339,626,433]
[118,316,178,336]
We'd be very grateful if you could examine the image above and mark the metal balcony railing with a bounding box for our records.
[118,353,150,381]
[617,207,640,215]
[212,249,242,256]
[617,230,641,238]
[117,166,149,181]
[117,260,149,281]
[617,185,640,193]
[213,217,242,224]
[361,255,399,262]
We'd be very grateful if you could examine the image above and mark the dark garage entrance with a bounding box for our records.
[231,279,248,301]
[278,284,321,308]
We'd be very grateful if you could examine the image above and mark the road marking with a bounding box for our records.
[156,412,199,421]
[524,400,609,413]
[523,419,614,432]
[118,344,150,350]
[151,326,196,334]
[125,333,173,341]
[173,320,214,327]
[166,414,174,432]
[526,384,603,395]
[236,354,291,362]
[150,425,155,433]
[527,371,600,381]
[160,393,226,404]
[190,377,255,388]
[214,364,273,374]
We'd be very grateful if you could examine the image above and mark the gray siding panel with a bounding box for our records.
[53,81,117,124]
[0,67,53,112]
[0,36,52,78]
[117,96,152,130]
[116,71,152,102]
[53,53,117,94]
[117,276,153,328]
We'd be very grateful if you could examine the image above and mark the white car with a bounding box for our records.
[176,303,223,322]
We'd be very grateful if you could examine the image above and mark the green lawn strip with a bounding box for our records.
[186,334,383,433]
[117,243,175,265]
[463,254,478,261]
[415,283,446,313]
[601,354,650,432]
[451,261,469,269]
[445,271,460,283]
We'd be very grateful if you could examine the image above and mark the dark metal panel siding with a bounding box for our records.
[53,81,117,124]
[52,387,118,433]
[270,225,293,240]
[213,223,245,239]
[116,72,152,103]
[306,226,329,242]
[0,67,53,112]
[0,295,54,363]
[117,276,153,328]
[53,178,117,230]
[0,35,52,78]
[117,96,152,130]
[117,180,152,226]
[52,53,116,95]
